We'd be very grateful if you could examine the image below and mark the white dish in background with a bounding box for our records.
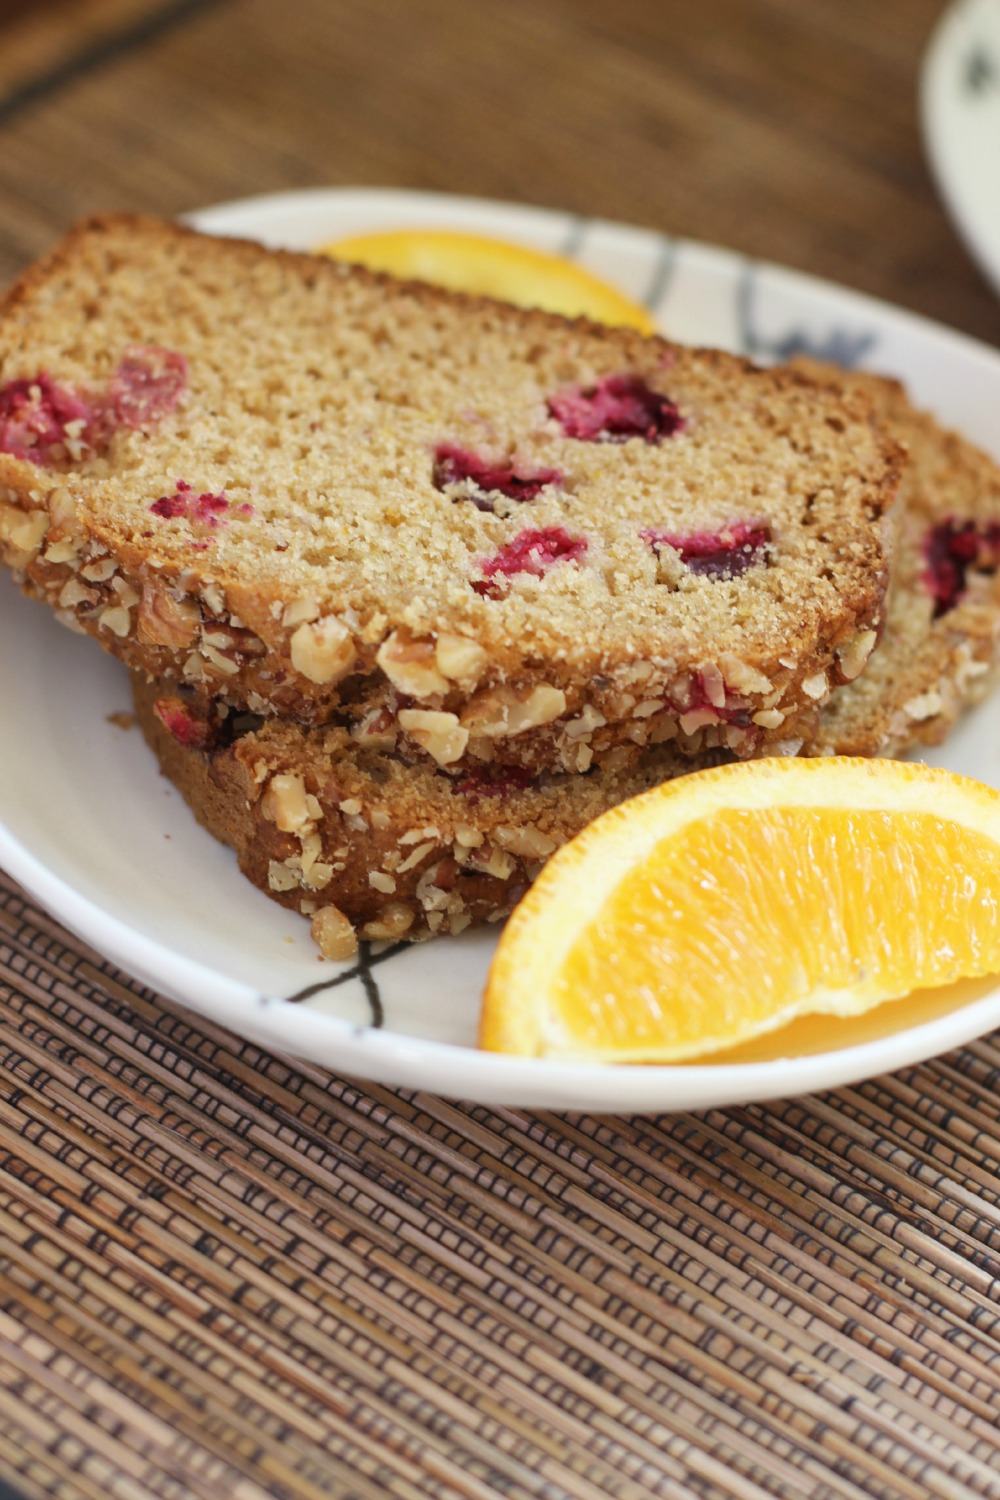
[2,186,1000,1111]
[922,0,1000,295]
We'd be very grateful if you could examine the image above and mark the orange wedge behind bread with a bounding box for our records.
[320,228,656,331]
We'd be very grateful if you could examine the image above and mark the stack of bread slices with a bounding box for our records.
[1,215,999,960]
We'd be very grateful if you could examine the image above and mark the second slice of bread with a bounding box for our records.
[793,362,1000,756]
[132,672,730,951]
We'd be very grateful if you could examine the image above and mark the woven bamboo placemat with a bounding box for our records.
[1,866,1000,1499]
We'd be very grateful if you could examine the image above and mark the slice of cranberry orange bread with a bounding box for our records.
[0,215,902,768]
[132,673,731,954]
[789,362,1000,757]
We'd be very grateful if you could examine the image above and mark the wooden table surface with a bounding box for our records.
[5,2,1000,1497]
[0,0,993,344]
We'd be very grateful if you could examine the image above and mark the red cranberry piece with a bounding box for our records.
[150,480,190,519]
[191,491,231,524]
[150,495,187,519]
[107,346,187,429]
[0,347,186,467]
[473,526,588,597]
[433,444,563,511]
[641,521,771,578]
[153,695,211,749]
[0,373,96,466]
[451,765,535,801]
[548,375,683,443]
[923,518,1000,618]
[150,479,235,525]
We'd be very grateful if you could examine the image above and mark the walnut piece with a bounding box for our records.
[493,825,557,859]
[200,641,240,676]
[267,860,299,893]
[350,705,397,749]
[396,839,437,874]
[903,689,944,721]
[460,683,567,739]
[564,703,607,740]
[435,632,488,685]
[282,595,321,628]
[290,616,357,685]
[47,487,79,536]
[311,905,358,961]
[468,844,517,880]
[43,537,80,564]
[835,629,878,683]
[397,708,469,766]
[137,582,201,648]
[58,577,98,609]
[718,652,773,696]
[261,772,312,832]
[698,662,727,709]
[361,902,415,941]
[376,631,449,699]
[98,604,131,637]
[0,505,47,564]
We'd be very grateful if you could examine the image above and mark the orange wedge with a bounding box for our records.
[480,758,1000,1063]
[318,228,655,332]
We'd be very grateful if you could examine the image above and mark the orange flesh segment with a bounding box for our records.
[555,807,1000,1060]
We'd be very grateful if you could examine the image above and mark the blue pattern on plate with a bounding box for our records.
[737,263,878,367]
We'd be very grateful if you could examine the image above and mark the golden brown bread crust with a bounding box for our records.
[0,215,903,773]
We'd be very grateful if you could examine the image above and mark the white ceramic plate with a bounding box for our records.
[923,0,1000,295]
[4,186,1000,1112]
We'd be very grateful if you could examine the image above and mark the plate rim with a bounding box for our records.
[4,182,1000,1110]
